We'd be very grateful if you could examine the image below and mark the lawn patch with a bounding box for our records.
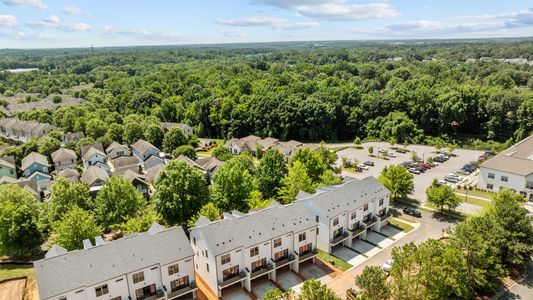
[317,250,352,272]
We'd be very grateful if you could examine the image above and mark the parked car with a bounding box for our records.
[364,161,374,166]
[436,180,448,186]
[358,163,369,170]
[378,148,387,153]
[414,166,426,173]
[396,148,408,153]
[428,162,439,167]
[387,152,396,158]
[346,288,359,300]
[447,173,463,180]
[463,165,476,172]
[435,154,449,161]
[433,156,446,163]
[408,168,420,174]
[382,259,394,272]
[444,175,459,183]
[403,206,422,217]
[416,162,432,169]
[456,169,471,175]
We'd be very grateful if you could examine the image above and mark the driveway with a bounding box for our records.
[332,246,366,266]
[496,262,533,300]
[351,239,381,257]
[276,270,303,291]
[252,279,277,299]
[221,286,251,300]
[365,231,394,248]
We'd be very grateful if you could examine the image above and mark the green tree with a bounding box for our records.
[354,137,362,145]
[123,122,145,144]
[368,146,374,156]
[278,161,315,204]
[256,149,288,199]
[290,147,327,182]
[94,176,146,230]
[212,156,257,211]
[119,206,161,235]
[107,123,124,143]
[154,160,209,225]
[85,119,108,139]
[317,142,337,166]
[163,127,189,153]
[38,137,61,159]
[51,206,102,251]
[426,184,461,212]
[144,124,164,148]
[262,288,289,300]
[298,279,340,300]
[0,185,42,257]
[172,145,197,160]
[355,266,390,300]
[378,165,414,202]
[212,145,232,161]
[187,202,220,228]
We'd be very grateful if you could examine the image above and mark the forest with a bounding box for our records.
[0,39,532,151]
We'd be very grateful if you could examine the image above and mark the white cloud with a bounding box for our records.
[44,15,60,24]
[215,16,319,30]
[63,5,84,16]
[100,25,182,41]
[63,22,90,31]
[219,29,246,37]
[26,16,90,31]
[1,0,47,10]
[254,0,399,21]
[279,21,318,30]
[0,15,19,27]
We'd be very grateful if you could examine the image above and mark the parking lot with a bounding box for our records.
[334,142,484,202]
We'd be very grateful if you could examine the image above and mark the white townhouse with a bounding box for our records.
[189,201,318,298]
[478,135,533,202]
[297,176,391,253]
[34,224,197,300]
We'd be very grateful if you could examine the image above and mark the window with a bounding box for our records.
[350,212,356,220]
[251,258,267,272]
[95,284,109,297]
[110,297,122,300]
[298,232,306,242]
[333,218,339,226]
[364,204,368,211]
[221,253,231,264]
[273,238,282,248]
[501,176,508,182]
[132,271,144,284]
[168,264,179,276]
[250,246,259,257]
[487,184,494,189]
[526,181,533,189]
[274,249,289,262]
[222,265,239,281]
[206,263,209,272]
[379,199,384,206]
[170,275,189,292]
[135,284,156,300]
[299,243,312,255]
[488,173,495,179]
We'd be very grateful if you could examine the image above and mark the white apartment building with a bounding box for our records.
[189,201,318,298]
[34,224,197,300]
[478,135,533,202]
[297,176,391,253]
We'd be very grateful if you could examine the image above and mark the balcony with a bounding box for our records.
[166,281,197,300]
[247,263,274,280]
[297,248,318,262]
[379,212,392,222]
[330,231,349,246]
[364,216,377,228]
[142,289,165,300]
[218,271,247,288]
[348,225,365,237]
[272,254,295,269]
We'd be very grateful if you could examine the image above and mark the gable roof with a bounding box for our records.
[257,137,280,150]
[195,157,224,173]
[106,142,129,155]
[132,139,159,155]
[80,166,109,186]
[51,148,77,163]
[481,135,533,176]
[82,147,106,162]
[64,131,85,142]
[175,155,204,171]
[145,164,166,183]
[80,143,104,158]
[21,152,48,170]
[34,225,193,300]
[57,168,79,181]
[0,156,16,169]
[144,155,164,169]
[112,156,139,169]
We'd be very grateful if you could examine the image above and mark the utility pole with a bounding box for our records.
[91,44,94,55]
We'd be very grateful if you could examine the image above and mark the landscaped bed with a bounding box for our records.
[317,250,352,272]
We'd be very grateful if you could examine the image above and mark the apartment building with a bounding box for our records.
[478,135,533,202]
[189,201,318,297]
[297,176,391,253]
[34,224,197,300]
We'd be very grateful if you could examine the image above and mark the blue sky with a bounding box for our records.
[0,0,532,48]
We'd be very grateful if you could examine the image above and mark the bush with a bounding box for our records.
[52,95,62,103]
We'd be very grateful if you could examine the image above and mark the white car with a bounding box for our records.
[382,259,394,272]
[447,173,463,181]
[358,163,369,170]
[387,152,396,158]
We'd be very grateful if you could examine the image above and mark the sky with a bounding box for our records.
[0,0,532,48]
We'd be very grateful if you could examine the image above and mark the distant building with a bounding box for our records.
[34,224,197,300]
[478,135,533,202]
[132,139,164,171]
[106,142,131,160]
[161,122,194,137]
[51,148,77,172]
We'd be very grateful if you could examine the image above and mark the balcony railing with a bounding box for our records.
[247,263,274,279]
[364,216,377,227]
[297,248,318,262]
[348,224,365,236]
[166,281,197,300]
[142,289,165,300]
[271,254,295,268]
[379,212,392,222]
[330,231,349,245]
[218,271,247,288]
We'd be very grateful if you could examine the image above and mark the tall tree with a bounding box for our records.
[256,149,288,199]
[278,161,315,204]
[298,279,340,300]
[212,155,257,211]
[426,184,461,212]
[163,127,189,153]
[187,202,220,228]
[290,147,327,182]
[378,165,414,202]
[51,206,102,251]
[355,266,390,300]
[144,124,164,148]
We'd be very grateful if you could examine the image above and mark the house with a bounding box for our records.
[111,156,141,175]
[297,176,391,253]
[57,168,80,182]
[161,122,194,137]
[195,157,224,183]
[82,144,110,173]
[175,155,205,172]
[51,148,77,172]
[132,139,163,170]
[63,131,85,144]
[0,176,42,200]
[81,166,109,192]
[0,118,56,142]
[106,141,131,160]
[190,201,318,297]
[120,169,151,197]
[144,155,165,171]
[146,164,166,184]
[257,137,280,151]
[478,135,533,202]
[0,156,17,179]
[224,135,261,155]
[277,140,304,157]
[34,224,197,300]
[21,152,49,177]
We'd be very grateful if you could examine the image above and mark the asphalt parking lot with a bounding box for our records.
[333,142,484,202]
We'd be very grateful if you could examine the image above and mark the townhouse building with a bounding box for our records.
[478,135,533,202]
[51,148,78,172]
[0,118,57,142]
[34,224,197,300]
[190,201,318,298]
[297,176,391,253]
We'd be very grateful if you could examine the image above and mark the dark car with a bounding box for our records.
[364,161,374,166]
[415,166,426,173]
[403,206,422,217]
[346,288,358,300]
[433,156,446,163]
[463,165,476,172]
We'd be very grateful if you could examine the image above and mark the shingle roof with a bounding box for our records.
[80,143,104,158]
[145,164,166,183]
[195,157,224,173]
[175,155,204,171]
[257,137,279,150]
[34,225,193,300]
[191,201,316,256]
[57,168,79,180]
[111,156,139,169]
[51,148,77,163]
[144,155,164,169]
[106,142,129,155]
[481,135,533,176]
[132,139,159,155]
[0,156,16,169]
[21,152,48,171]
[64,132,85,143]
[82,146,106,162]
[80,166,109,186]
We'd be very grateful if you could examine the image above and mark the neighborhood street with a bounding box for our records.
[496,262,533,300]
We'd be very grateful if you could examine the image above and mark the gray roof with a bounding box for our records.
[0,156,16,169]
[297,176,389,219]
[132,139,159,155]
[80,143,104,158]
[57,168,79,180]
[196,157,224,173]
[82,146,106,162]
[144,155,165,169]
[21,152,48,170]
[80,166,109,185]
[64,132,85,143]
[111,156,139,169]
[51,148,77,163]
[175,155,204,171]
[481,135,533,176]
[191,201,316,256]
[34,225,193,300]
[145,164,166,183]
[106,142,129,155]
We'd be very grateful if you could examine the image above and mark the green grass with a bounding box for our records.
[0,264,34,280]
[388,219,415,233]
[331,145,364,152]
[317,250,352,272]
[454,188,495,200]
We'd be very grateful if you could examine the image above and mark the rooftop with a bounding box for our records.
[481,135,533,176]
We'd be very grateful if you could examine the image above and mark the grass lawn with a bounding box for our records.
[388,219,415,233]
[0,264,34,280]
[331,145,364,152]
[317,250,352,272]
[454,188,495,200]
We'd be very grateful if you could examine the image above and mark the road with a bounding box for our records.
[496,262,533,300]
[327,206,461,296]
